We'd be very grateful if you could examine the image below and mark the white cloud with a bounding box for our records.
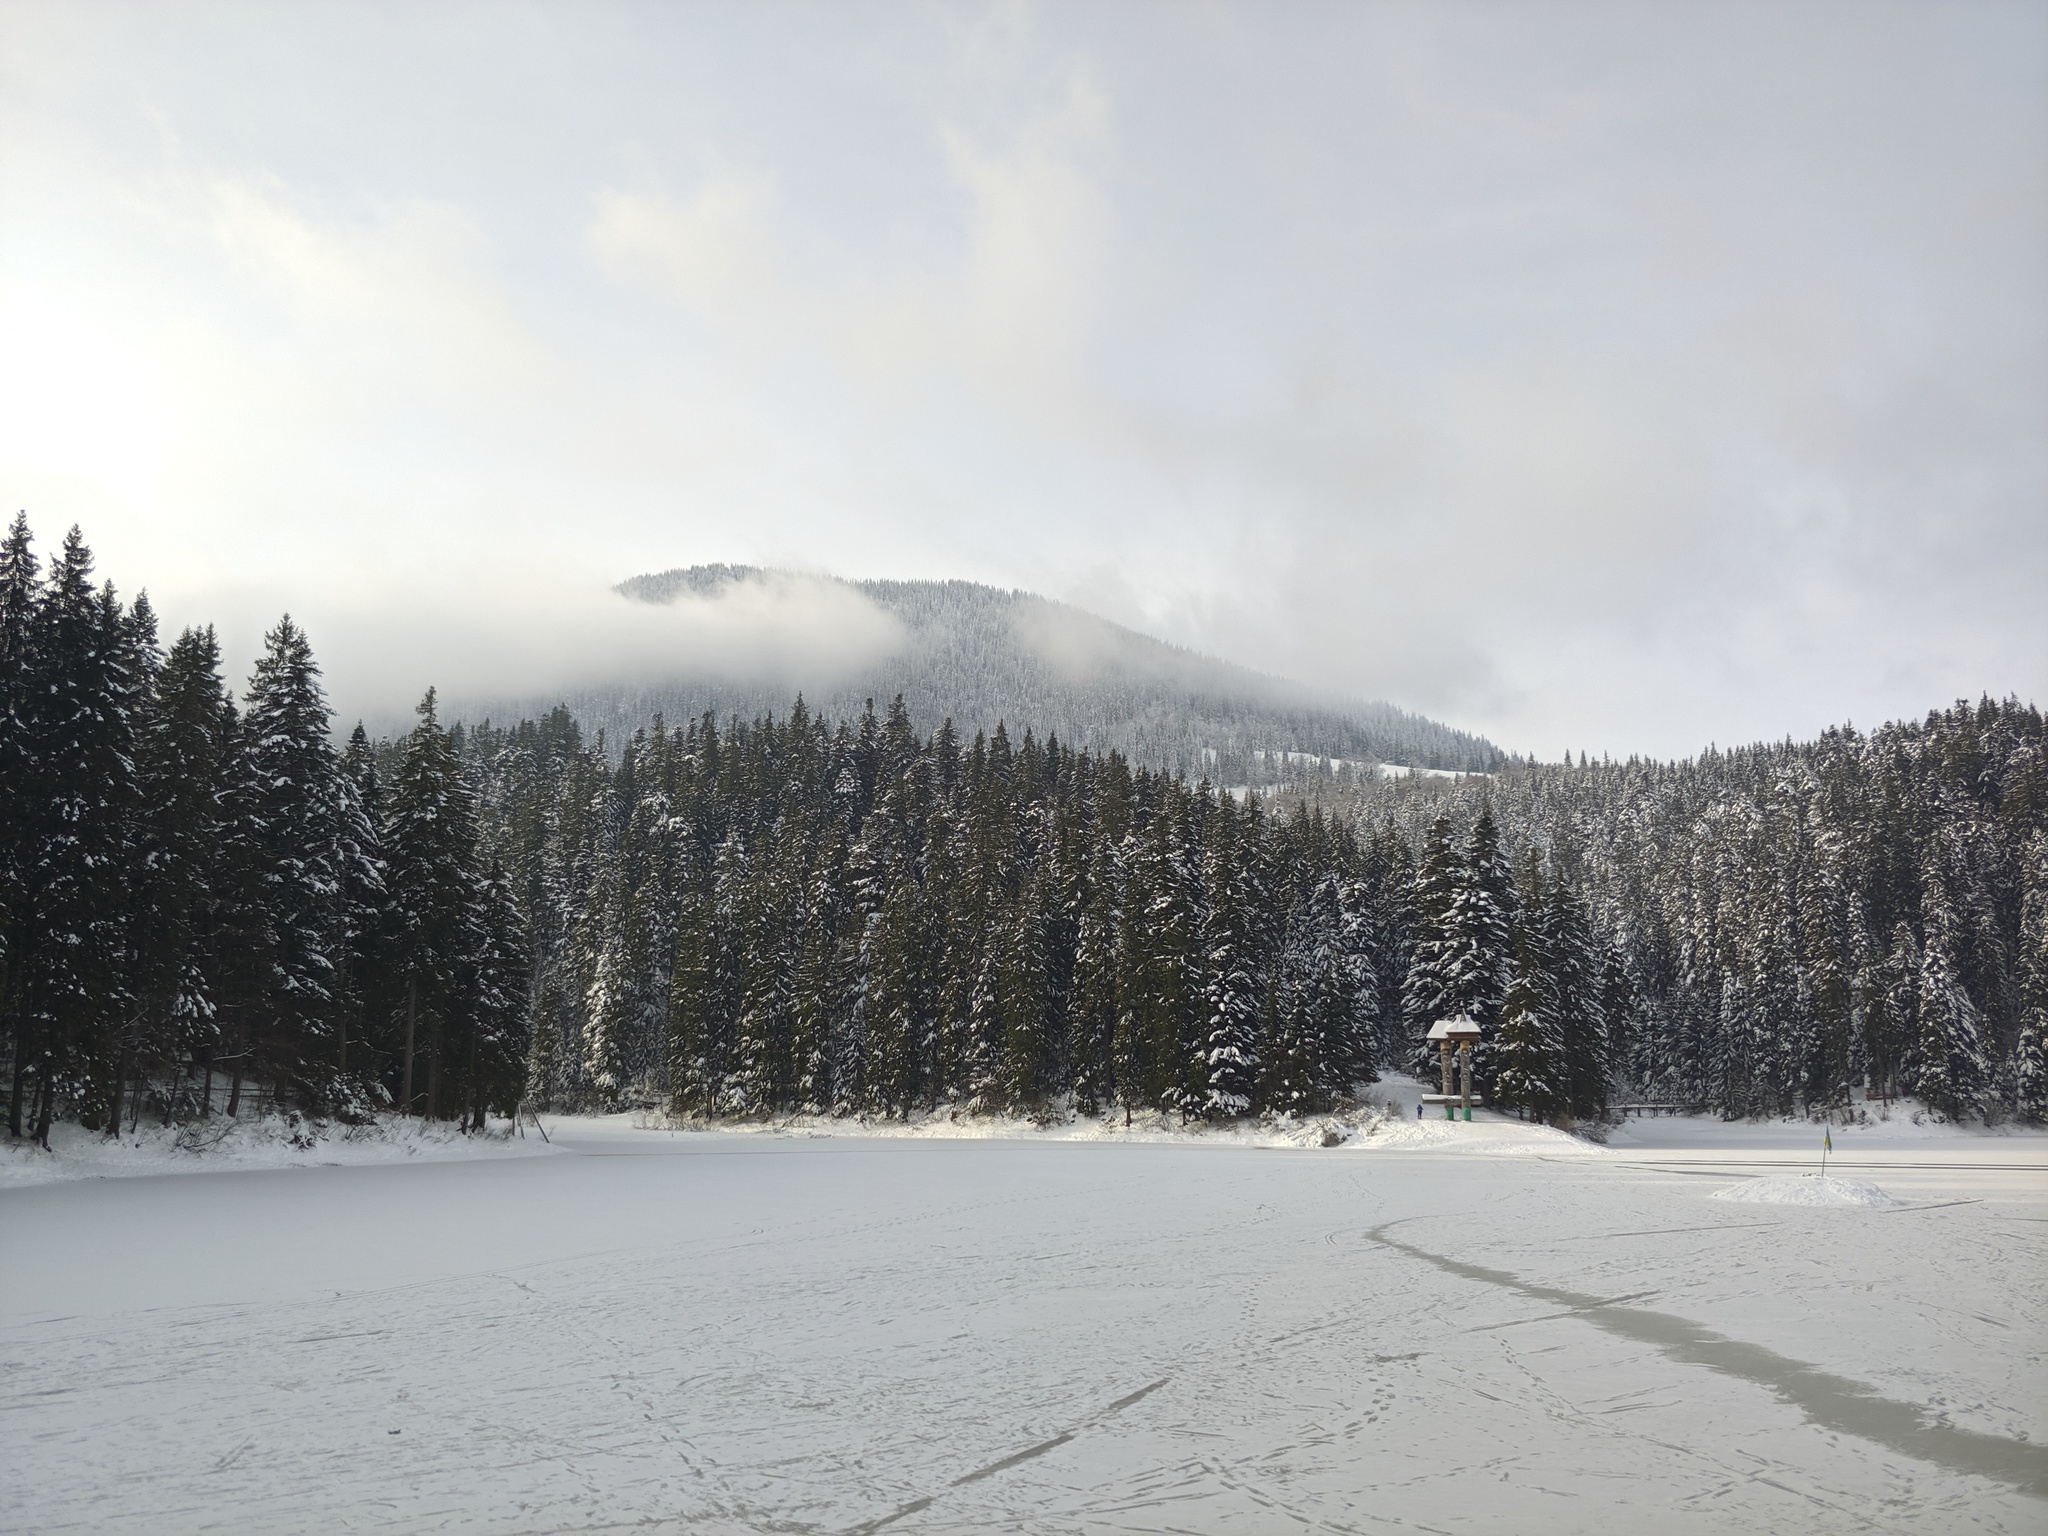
[589,176,791,339]
[0,2,2038,758]
[296,566,910,733]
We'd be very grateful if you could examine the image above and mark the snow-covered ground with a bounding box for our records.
[629,1078,1605,1159]
[0,1111,551,1188]
[3,1106,2044,1533]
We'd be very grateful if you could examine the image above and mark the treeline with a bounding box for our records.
[6,518,2045,1144]
[0,520,525,1145]
[486,693,1635,1124]
[481,699,1405,1122]
[1342,703,2048,1123]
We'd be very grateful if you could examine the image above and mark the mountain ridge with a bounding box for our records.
[474,565,1509,783]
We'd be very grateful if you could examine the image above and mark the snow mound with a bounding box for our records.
[1710,1174,1898,1208]
[0,1113,553,1187]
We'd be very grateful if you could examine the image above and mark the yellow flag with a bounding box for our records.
[1824,1128,1833,1153]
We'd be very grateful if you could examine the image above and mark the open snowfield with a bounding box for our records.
[4,1104,2045,1534]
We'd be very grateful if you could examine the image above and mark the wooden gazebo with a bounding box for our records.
[1423,1015,1483,1121]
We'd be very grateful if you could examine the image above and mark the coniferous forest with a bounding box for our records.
[4,517,2045,1145]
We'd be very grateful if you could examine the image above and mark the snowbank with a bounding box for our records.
[617,1083,1600,1159]
[1710,1173,1899,1208]
[630,1104,1384,1150]
[0,1113,554,1188]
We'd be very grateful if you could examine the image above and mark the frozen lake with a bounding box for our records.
[4,1116,2045,1533]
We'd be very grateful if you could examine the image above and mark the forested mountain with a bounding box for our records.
[482,565,1506,782]
[4,517,2044,1148]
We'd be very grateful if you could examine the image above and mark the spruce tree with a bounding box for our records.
[582,766,679,1106]
[858,855,929,1116]
[789,832,852,1114]
[0,513,42,1137]
[1200,810,1263,1118]
[1068,835,1121,1116]
[126,626,230,1121]
[1542,877,1607,1120]
[995,867,1055,1112]
[1335,874,1382,1090]
[1912,856,1989,1121]
[2015,832,2048,1122]
[1363,821,1416,1070]
[1400,815,1464,1077]
[383,689,482,1118]
[1493,944,1560,1121]
[1450,809,1515,1032]
[1257,871,1349,1115]
[666,872,722,1115]
[208,696,277,1117]
[239,615,354,1108]
[329,724,387,1109]
[450,858,528,1130]
[724,815,798,1115]
[12,530,136,1142]
[1866,923,1918,1107]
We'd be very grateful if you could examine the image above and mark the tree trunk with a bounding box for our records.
[10,1038,29,1139]
[225,1019,247,1116]
[465,1024,480,1133]
[104,1049,125,1139]
[401,976,418,1116]
[33,1072,54,1148]
[199,1055,212,1118]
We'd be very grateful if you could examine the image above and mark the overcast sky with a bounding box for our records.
[2,1,2042,759]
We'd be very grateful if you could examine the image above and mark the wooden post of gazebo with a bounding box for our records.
[1423,1015,1483,1121]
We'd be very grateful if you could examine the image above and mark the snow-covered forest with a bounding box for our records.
[488,690,2048,1126]
[1337,716,2048,1121]
[0,520,527,1144]
[4,517,2045,1144]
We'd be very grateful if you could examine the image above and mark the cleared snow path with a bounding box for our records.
[3,1122,2044,1534]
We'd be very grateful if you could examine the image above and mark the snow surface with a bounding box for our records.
[1710,1173,1900,1208]
[0,1112,552,1188]
[4,1106,2045,1533]
[639,1079,1604,1160]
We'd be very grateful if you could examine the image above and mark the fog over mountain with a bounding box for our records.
[453,566,1506,782]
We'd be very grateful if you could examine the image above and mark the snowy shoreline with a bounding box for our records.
[628,1097,1605,1156]
[9,1079,2042,1190]
[0,1112,554,1188]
